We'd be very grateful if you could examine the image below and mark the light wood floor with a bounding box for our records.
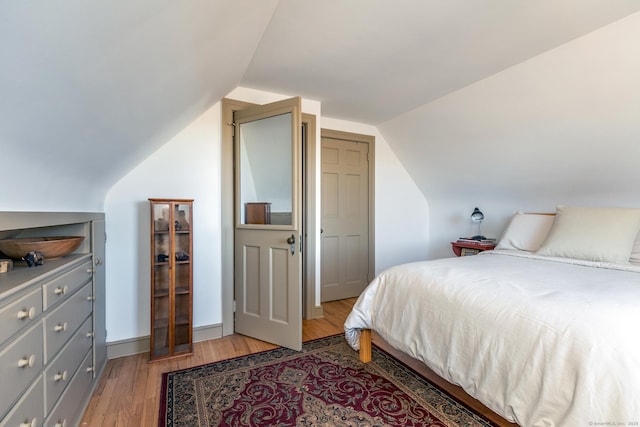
[80,298,515,426]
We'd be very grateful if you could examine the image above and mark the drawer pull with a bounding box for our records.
[54,285,68,296]
[17,307,36,320]
[54,370,68,382]
[54,322,68,333]
[19,418,37,427]
[54,419,67,427]
[18,354,35,368]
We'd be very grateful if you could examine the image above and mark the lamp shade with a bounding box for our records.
[471,207,484,222]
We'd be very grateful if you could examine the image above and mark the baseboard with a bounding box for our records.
[106,323,223,359]
[193,323,223,345]
[309,304,324,319]
[107,336,150,359]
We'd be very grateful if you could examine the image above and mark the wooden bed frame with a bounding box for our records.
[355,327,515,425]
[359,329,372,362]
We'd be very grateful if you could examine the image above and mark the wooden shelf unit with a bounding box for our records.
[149,198,193,361]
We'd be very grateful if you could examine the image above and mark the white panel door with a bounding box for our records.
[321,137,369,302]
[234,97,302,351]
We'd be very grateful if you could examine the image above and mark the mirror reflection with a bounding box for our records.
[239,112,292,225]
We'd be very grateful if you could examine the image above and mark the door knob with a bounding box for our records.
[287,234,295,255]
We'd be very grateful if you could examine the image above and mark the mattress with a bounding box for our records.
[344,250,640,426]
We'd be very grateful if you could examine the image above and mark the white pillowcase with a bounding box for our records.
[536,205,640,264]
[496,212,555,252]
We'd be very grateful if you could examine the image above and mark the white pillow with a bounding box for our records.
[536,205,640,264]
[495,212,555,252]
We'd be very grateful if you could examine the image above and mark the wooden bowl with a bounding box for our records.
[0,236,85,260]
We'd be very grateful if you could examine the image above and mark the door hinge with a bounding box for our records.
[233,300,236,313]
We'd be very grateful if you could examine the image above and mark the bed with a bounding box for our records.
[344,206,640,426]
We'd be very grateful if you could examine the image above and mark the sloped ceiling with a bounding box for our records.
[243,0,640,124]
[2,0,640,209]
[380,10,640,203]
[0,0,279,209]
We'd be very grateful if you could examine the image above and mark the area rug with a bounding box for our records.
[159,334,494,426]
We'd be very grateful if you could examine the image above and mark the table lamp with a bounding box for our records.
[470,207,485,240]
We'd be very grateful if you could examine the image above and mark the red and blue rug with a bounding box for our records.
[159,334,493,426]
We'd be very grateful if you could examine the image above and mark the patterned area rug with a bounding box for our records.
[159,335,494,426]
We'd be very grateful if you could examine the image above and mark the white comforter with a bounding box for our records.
[344,250,640,427]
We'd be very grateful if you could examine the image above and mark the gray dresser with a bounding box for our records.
[0,212,106,427]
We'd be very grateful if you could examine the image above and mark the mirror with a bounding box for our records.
[239,112,293,226]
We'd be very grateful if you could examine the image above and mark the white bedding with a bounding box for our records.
[344,250,640,427]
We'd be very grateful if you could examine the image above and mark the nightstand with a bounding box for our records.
[451,240,496,256]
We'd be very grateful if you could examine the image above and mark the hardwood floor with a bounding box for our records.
[80,298,515,426]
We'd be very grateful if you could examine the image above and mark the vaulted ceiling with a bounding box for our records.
[2,0,640,208]
[243,0,640,124]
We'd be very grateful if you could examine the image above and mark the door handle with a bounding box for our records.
[287,234,295,255]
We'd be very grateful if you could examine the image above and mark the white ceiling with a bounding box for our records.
[2,0,640,207]
[244,0,640,124]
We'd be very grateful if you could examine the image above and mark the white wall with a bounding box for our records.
[104,104,222,342]
[0,164,104,213]
[380,11,640,260]
[102,87,429,344]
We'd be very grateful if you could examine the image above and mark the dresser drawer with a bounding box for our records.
[0,374,44,427]
[43,281,93,364]
[0,322,43,419]
[42,259,92,311]
[44,315,92,415]
[44,349,94,427]
[0,288,42,347]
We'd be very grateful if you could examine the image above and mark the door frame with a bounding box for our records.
[221,98,321,336]
[320,128,376,285]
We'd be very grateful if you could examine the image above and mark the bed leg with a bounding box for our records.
[359,329,372,363]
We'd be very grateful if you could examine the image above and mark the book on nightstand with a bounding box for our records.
[457,237,497,246]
